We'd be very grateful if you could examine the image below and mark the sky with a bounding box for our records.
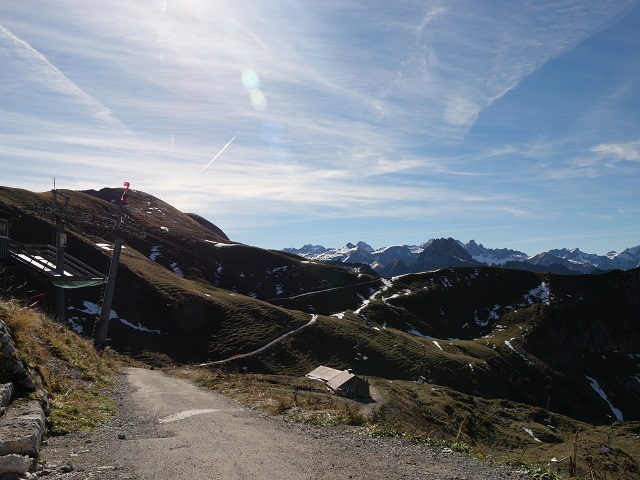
[1,0,639,256]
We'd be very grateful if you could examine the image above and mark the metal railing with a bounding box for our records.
[7,239,106,282]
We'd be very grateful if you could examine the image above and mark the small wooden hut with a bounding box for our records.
[307,365,370,398]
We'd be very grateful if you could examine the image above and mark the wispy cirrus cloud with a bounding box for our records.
[591,141,640,163]
[0,23,127,131]
[544,140,640,179]
[404,0,638,137]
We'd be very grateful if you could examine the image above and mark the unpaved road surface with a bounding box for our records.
[37,367,532,480]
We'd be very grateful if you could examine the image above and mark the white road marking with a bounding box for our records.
[158,408,240,424]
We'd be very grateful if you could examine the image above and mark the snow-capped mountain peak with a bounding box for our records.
[284,238,640,275]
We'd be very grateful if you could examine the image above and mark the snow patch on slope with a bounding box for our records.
[67,301,162,334]
[524,282,551,305]
[149,246,161,261]
[585,375,624,421]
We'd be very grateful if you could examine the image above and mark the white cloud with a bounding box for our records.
[544,140,640,179]
[591,141,640,163]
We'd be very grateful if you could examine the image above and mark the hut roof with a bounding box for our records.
[327,370,356,391]
[306,365,343,382]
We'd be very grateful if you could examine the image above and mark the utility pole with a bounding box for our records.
[95,182,130,348]
[52,190,69,323]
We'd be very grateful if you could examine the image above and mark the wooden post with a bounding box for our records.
[95,182,130,347]
[52,190,69,323]
[95,234,123,347]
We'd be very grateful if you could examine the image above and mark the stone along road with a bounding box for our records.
[38,367,533,480]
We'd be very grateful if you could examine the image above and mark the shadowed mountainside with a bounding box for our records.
[264,266,640,425]
[0,186,379,362]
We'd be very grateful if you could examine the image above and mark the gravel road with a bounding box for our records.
[35,367,533,480]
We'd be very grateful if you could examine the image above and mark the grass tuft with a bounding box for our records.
[1,298,124,436]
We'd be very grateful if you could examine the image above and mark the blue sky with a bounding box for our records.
[1,1,639,255]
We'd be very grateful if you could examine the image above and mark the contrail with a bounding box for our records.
[200,133,239,171]
[0,24,127,131]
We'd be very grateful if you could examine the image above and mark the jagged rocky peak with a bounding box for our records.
[340,241,374,253]
[409,237,481,273]
[302,244,328,254]
[344,249,375,265]
[465,239,484,254]
[282,237,640,275]
[356,241,374,252]
[548,247,583,257]
[424,237,473,259]
[609,245,640,269]
[283,244,327,255]
[464,239,528,265]
[529,251,561,263]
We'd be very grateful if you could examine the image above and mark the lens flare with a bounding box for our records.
[242,69,267,110]
[250,89,267,110]
[241,69,260,91]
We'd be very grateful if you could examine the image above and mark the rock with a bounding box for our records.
[0,453,34,475]
[1,340,16,357]
[1,320,38,393]
[600,443,613,454]
[0,383,14,409]
[0,400,45,457]
[15,375,37,392]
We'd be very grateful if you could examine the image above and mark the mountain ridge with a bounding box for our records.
[284,238,640,274]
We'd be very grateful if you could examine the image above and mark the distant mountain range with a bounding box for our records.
[284,238,640,275]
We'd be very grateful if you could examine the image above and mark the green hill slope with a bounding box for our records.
[0,186,378,362]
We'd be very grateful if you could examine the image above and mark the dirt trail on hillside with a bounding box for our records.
[198,315,318,366]
[37,368,533,480]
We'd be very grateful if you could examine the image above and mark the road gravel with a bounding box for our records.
[35,367,533,480]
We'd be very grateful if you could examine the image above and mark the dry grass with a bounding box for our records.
[0,298,124,435]
[168,366,640,480]
[365,379,640,480]
[169,366,368,426]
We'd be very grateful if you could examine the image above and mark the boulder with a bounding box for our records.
[0,400,45,457]
[0,453,33,475]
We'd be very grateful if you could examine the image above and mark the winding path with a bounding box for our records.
[197,314,318,367]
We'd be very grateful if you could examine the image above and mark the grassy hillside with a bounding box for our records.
[0,186,378,362]
[232,267,640,424]
[0,298,123,435]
